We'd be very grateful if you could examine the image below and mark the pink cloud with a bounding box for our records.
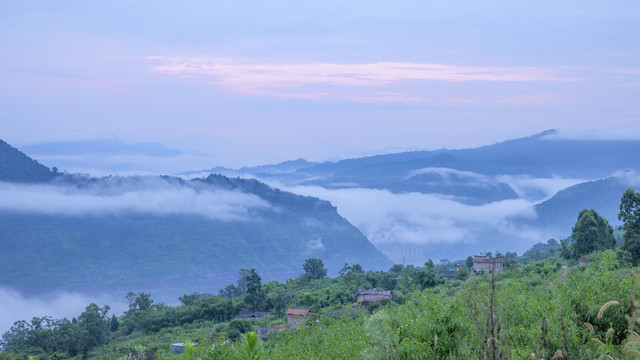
[150,57,577,102]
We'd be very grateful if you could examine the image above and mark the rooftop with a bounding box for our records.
[286,308,310,316]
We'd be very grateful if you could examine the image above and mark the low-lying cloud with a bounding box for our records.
[0,177,270,221]
[264,173,588,261]
[407,167,503,189]
[284,185,535,246]
[612,169,640,186]
[496,174,585,201]
[543,128,640,141]
[0,287,127,337]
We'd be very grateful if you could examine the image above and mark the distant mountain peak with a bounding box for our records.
[532,129,558,139]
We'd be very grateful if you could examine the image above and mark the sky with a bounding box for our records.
[1,1,639,168]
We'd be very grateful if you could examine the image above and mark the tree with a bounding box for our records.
[109,315,119,332]
[454,268,470,281]
[424,259,435,270]
[351,264,364,274]
[125,291,153,312]
[77,303,110,350]
[179,292,207,306]
[619,188,640,263]
[339,263,364,276]
[236,268,251,296]
[466,256,474,270]
[412,267,442,290]
[242,268,265,311]
[303,258,327,280]
[219,284,239,299]
[571,208,615,258]
[266,287,294,317]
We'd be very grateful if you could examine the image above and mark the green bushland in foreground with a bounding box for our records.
[5,188,640,359]
[3,250,640,360]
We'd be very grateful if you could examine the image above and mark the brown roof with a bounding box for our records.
[286,309,309,315]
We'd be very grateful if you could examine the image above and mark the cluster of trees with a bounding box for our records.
[123,251,640,359]
[0,257,456,359]
[0,304,110,359]
[620,188,640,262]
[557,188,640,265]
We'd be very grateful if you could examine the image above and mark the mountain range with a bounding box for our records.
[186,129,640,205]
[0,141,391,299]
[181,129,640,262]
[5,130,640,295]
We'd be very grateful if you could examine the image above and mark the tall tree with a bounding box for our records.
[571,208,615,258]
[466,256,474,270]
[77,303,110,350]
[242,268,265,311]
[619,188,640,263]
[302,258,327,280]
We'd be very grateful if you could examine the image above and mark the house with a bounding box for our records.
[355,289,393,303]
[354,289,393,308]
[235,311,271,320]
[437,269,456,279]
[473,254,504,273]
[286,309,310,326]
[170,342,199,354]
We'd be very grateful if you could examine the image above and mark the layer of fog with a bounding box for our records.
[263,173,590,262]
[0,287,127,337]
[408,168,584,201]
[495,174,585,201]
[0,177,270,221]
[31,153,224,177]
[543,127,640,141]
[285,185,536,246]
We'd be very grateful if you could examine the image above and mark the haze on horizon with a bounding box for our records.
[1,1,639,169]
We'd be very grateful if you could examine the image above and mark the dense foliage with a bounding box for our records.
[570,208,616,259]
[620,188,640,264]
[4,250,640,360]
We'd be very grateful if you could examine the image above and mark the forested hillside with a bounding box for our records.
[0,139,391,298]
[0,174,391,296]
[0,139,54,183]
[516,175,640,236]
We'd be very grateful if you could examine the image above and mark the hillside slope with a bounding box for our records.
[0,144,391,297]
[0,139,54,183]
[510,173,640,239]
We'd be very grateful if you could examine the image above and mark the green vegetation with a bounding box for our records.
[5,251,640,359]
[570,208,616,259]
[620,188,640,264]
[302,258,327,280]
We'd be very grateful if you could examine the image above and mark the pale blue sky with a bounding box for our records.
[1,0,639,167]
